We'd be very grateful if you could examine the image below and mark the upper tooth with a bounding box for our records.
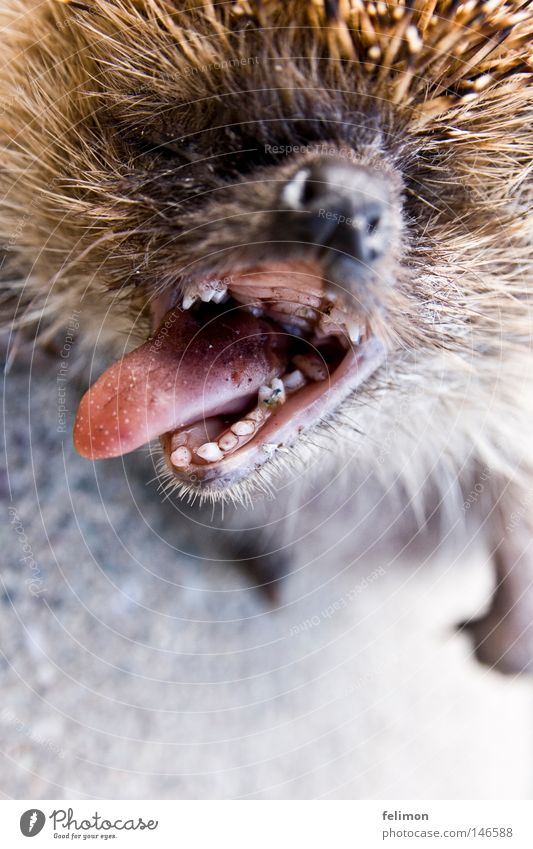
[199,287,215,303]
[243,303,263,317]
[323,286,338,304]
[347,321,362,345]
[199,280,228,304]
[182,293,197,310]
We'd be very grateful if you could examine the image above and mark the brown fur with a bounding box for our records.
[1,0,533,670]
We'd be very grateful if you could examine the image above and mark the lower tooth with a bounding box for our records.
[195,442,224,462]
[258,377,286,406]
[231,420,255,436]
[292,354,328,382]
[182,293,197,310]
[171,446,192,467]
[282,369,306,393]
[218,432,239,451]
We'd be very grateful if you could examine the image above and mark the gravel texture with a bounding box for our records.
[2,346,533,799]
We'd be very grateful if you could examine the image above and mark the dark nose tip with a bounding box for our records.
[280,158,391,267]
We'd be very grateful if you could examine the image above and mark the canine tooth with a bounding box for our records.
[195,442,224,462]
[170,446,192,467]
[347,321,362,345]
[282,369,306,393]
[292,353,328,382]
[231,420,255,436]
[218,432,239,451]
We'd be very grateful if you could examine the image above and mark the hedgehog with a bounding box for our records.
[1,0,532,671]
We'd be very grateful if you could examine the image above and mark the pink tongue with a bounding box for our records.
[73,306,287,459]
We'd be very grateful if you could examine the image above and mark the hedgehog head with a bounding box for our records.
[2,0,532,500]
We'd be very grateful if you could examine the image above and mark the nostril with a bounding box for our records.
[366,215,381,235]
[300,176,325,207]
[280,157,392,267]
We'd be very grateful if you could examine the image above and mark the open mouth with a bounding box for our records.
[73,261,386,491]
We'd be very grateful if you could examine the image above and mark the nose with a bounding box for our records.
[280,157,391,267]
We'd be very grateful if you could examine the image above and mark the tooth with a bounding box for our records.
[243,303,263,317]
[282,369,306,393]
[199,288,215,303]
[323,286,338,304]
[211,287,228,304]
[182,293,197,310]
[195,442,224,462]
[199,280,228,304]
[170,446,192,467]
[347,321,362,345]
[278,319,308,338]
[258,378,286,407]
[231,420,255,436]
[292,353,328,382]
[244,407,266,425]
[218,432,239,451]
[271,377,286,403]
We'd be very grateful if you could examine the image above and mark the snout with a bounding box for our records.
[276,156,395,274]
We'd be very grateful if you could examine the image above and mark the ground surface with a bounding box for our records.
[2,347,532,799]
